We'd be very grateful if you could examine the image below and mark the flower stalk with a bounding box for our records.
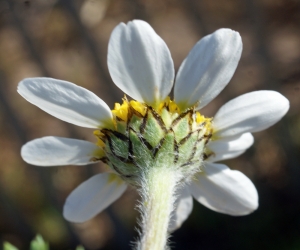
[137,167,180,250]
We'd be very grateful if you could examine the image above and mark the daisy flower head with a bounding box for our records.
[18,19,289,239]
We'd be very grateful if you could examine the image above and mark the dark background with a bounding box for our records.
[0,0,299,249]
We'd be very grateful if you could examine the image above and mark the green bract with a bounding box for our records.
[95,102,212,185]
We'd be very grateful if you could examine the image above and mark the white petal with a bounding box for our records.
[169,186,193,232]
[213,91,289,138]
[18,78,113,129]
[207,133,254,162]
[207,150,247,163]
[21,136,102,166]
[63,173,127,223]
[108,20,174,107]
[174,28,242,110]
[190,162,258,215]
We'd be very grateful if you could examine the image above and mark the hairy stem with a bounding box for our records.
[137,167,179,250]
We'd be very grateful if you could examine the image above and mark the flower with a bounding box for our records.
[18,20,289,230]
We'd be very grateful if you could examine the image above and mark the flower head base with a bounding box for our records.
[94,97,212,185]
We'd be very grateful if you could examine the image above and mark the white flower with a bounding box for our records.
[18,20,289,229]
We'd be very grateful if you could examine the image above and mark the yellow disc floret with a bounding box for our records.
[195,112,213,136]
[130,100,147,117]
[112,99,129,121]
[93,130,106,147]
[158,96,180,114]
[97,95,213,145]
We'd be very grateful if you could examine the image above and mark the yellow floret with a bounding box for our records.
[96,138,105,147]
[130,100,147,116]
[110,96,212,136]
[196,112,206,123]
[158,96,180,114]
[112,99,129,121]
[93,130,106,147]
[168,100,180,113]
[158,97,168,111]
[196,112,213,135]
[92,147,106,158]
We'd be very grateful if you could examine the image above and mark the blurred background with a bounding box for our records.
[0,0,299,249]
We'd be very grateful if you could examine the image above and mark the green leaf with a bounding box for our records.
[30,235,49,250]
[76,246,85,250]
[3,242,19,250]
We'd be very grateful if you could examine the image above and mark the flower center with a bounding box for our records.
[93,97,213,185]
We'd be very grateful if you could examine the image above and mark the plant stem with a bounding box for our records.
[137,167,179,250]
